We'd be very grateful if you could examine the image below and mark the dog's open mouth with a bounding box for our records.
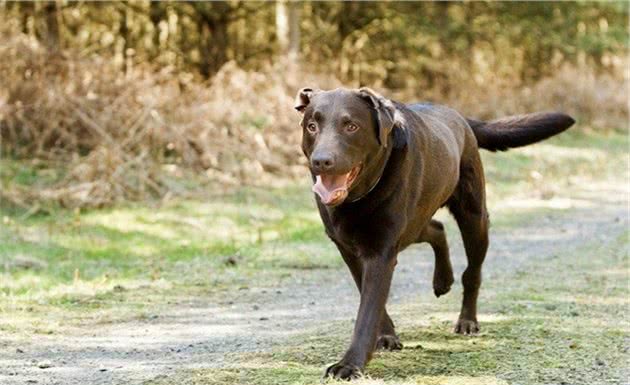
[312,165,361,206]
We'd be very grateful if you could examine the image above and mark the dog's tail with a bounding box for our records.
[467,112,575,152]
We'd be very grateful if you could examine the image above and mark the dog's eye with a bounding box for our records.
[346,123,359,133]
[306,122,318,134]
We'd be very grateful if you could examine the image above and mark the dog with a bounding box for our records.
[294,87,574,380]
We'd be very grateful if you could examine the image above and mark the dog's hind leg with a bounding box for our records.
[417,220,454,297]
[334,241,402,350]
[447,153,489,335]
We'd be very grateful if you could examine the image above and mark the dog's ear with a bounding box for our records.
[294,87,318,114]
[357,87,400,147]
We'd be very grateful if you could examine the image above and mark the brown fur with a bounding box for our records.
[294,87,574,380]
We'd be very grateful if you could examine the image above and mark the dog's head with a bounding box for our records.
[295,87,403,206]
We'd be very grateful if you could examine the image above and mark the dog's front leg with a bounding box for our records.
[324,253,396,380]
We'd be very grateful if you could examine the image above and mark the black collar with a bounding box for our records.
[348,124,406,203]
[349,174,382,203]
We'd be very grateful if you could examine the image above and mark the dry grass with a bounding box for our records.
[0,35,339,207]
[446,63,629,128]
[1,34,627,208]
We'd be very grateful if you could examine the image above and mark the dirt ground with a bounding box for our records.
[0,186,627,385]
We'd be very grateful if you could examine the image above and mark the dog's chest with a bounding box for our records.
[323,208,392,256]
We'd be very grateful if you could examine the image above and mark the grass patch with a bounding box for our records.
[0,131,627,333]
[0,183,341,333]
[153,234,628,385]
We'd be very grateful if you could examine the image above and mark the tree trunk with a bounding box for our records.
[288,2,300,65]
[276,1,300,76]
[43,1,60,52]
[19,2,34,35]
[149,2,165,56]
[119,4,131,75]
[193,2,231,78]
[199,17,229,77]
[276,1,289,54]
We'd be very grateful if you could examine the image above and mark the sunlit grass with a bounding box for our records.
[0,131,627,334]
[0,182,343,332]
[151,234,628,385]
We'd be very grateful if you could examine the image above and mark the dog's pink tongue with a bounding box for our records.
[312,174,348,205]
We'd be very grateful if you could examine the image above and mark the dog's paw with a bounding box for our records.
[432,272,454,297]
[376,334,403,351]
[323,361,362,380]
[453,318,479,335]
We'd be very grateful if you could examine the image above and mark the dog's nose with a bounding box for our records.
[311,152,335,173]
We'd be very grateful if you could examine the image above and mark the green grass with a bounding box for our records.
[482,130,628,201]
[150,233,628,385]
[0,183,342,333]
[0,131,627,334]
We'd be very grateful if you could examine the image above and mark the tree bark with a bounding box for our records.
[43,1,60,52]
[19,2,34,35]
[288,1,300,65]
[196,3,231,78]
[119,4,131,74]
[149,2,165,55]
[276,1,289,53]
[276,1,300,76]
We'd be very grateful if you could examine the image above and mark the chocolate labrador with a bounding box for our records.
[294,87,574,380]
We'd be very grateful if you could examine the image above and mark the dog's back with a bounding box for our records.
[408,102,574,152]
[407,102,473,148]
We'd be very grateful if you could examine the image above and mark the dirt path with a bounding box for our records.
[1,193,627,385]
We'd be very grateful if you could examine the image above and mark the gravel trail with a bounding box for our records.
[1,191,626,385]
